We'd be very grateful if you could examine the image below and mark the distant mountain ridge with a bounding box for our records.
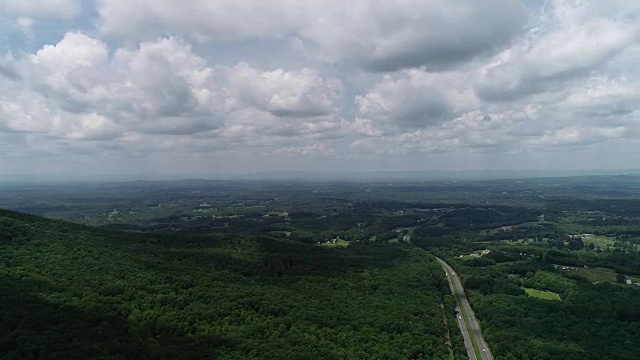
[2,169,640,184]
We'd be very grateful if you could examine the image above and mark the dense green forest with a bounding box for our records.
[430,244,640,360]
[2,176,640,359]
[0,209,463,359]
[473,283,640,360]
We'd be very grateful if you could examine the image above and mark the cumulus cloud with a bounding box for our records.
[301,0,529,72]
[1,0,640,174]
[475,0,638,101]
[354,70,479,134]
[0,32,224,143]
[210,62,345,144]
[95,0,529,72]
[0,31,344,158]
[21,33,224,138]
[95,0,303,41]
[0,81,122,141]
[227,62,341,118]
[351,110,519,155]
[347,0,640,158]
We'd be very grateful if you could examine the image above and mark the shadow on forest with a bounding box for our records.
[250,237,409,277]
[102,226,410,279]
[4,208,410,279]
[0,276,230,360]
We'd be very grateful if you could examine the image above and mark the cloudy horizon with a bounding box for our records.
[1,0,638,178]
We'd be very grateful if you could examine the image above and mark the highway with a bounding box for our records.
[436,257,493,360]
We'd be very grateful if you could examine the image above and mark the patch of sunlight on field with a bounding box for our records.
[522,287,561,301]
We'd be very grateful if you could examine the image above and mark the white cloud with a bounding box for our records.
[227,62,341,118]
[45,34,220,135]
[0,87,121,141]
[95,0,304,41]
[558,76,638,121]
[475,0,638,101]
[0,32,345,159]
[300,0,529,72]
[31,32,110,94]
[16,17,35,36]
[2,33,224,142]
[346,0,640,158]
[2,0,640,174]
[96,0,529,72]
[53,112,121,140]
[213,62,345,144]
[354,70,479,134]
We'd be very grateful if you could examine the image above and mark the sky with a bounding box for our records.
[0,0,638,178]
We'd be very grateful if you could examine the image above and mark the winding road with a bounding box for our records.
[436,257,493,360]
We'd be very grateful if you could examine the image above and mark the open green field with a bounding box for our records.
[567,267,640,284]
[522,287,561,301]
[582,236,615,250]
[571,267,616,283]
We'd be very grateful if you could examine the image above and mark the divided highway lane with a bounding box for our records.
[436,257,493,360]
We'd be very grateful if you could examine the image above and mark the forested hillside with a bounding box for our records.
[0,209,462,359]
[4,176,640,359]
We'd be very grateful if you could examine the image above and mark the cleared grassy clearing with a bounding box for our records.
[522,287,561,301]
[582,236,615,250]
[567,267,640,285]
[571,267,616,283]
[318,239,350,247]
[459,250,490,259]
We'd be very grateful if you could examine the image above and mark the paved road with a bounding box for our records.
[402,227,416,243]
[436,257,493,360]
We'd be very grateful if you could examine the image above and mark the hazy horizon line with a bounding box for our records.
[2,168,640,185]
